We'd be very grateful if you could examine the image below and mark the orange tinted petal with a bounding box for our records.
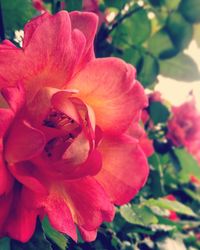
[68,58,147,134]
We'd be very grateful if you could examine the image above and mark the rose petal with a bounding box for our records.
[78,226,97,242]
[51,91,80,123]
[9,162,47,194]
[0,11,87,98]
[64,177,115,231]
[62,131,90,165]
[95,135,149,205]
[0,85,25,194]
[0,47,24,88]
[59,149,102,179]
[1,84,25,114]
[68,58,147,134]
[23,12,51,48]
[23,187,77,241]
[42,191,77,241]
[5,120,45,163]
[23,11,86,97]
[69,11,98,67]
[128,123,154,157]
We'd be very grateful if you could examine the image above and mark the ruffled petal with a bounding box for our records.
[69,11,98,67]
[5,120,46,164]
[51,91,80,123]
[128,123,154,157]
[1,84,25,113]
[9,162,47,194]
[54,149,102,180]
[95,135,149,205]
[62,131,90,165]
[78,226,97,242]
[42,191,77,241]
[23,187,77,241]
[0,47,24,88]
[0,85,25,194]
[23,11,86,97]
[0,12,88,98]
[64,177,115,231]
[23,12,51,48]
[68,58,147,134]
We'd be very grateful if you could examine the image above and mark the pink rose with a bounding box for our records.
[0,11,149,242]
[148,91,162,103]
[167,100,200,165]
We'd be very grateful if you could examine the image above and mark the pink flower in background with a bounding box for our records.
[83,0,99,11]
[148,91,162,103]
[83,0,105,27]
[167,100,200,165]
[32,0,46,12]
[0,11,149,242]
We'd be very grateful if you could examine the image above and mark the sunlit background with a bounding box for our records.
[156,40,200,110]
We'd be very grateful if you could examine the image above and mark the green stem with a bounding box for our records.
[107,5,143,34]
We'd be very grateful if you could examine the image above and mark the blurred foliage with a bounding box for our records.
[0,0,200,249]
[1,0,37,39]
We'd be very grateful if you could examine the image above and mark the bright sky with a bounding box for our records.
[156,41,200,110]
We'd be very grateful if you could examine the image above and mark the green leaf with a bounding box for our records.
[179,0,200,23]
[149,102,170,124]
[148,154,165,197]
[160,53,200,81]
[149,0,165,7]
[42,217,68,250]
[148,29,177,59]
[165,0,181,10]
[166,12,193,50]
[157,215,181,228]
[148,153,161,172]
[174,148,200,183]
[104,0,127,9]
[2,0,37,37]
[0,238,10,250]
[115,47,142,67]
[112,8,151,46]
[144,198,196,216]
[11,221,52,250]
[137,53,159,87]
[183,188,200,203]
[194,24,200,48]
[156,237,187,250]
[65,0,82,11]
[120,204,158,226]
[150,9,191,57]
